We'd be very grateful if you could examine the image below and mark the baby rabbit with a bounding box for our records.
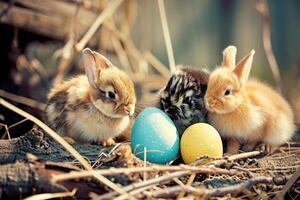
[159,66,210,134]
[46,48,136,146]
[204,46,295,154]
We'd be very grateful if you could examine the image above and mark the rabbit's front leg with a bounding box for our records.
[100,138,115,146]
[242,140,258,152]
[256,143,277,154]
[227,138,241,154]
[63,136,76,144]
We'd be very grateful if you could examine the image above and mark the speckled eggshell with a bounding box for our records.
[180,123,223,164]
[131,107,179,164]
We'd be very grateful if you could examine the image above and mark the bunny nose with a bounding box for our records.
[204,98,214,109]
[129,107,135,116]
[125,106,135,116]
[124,109,130,115]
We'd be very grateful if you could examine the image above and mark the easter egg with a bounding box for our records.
[131,107,179,164]
[180,123,223,164]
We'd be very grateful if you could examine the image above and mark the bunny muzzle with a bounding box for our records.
[116,104,135,117]
[204,96,224,114]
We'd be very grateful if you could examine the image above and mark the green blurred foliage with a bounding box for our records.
[133,0,300,84]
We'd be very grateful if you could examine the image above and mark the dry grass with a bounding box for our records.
[0,0,299,199]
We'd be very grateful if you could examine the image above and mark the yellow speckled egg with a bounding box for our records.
[180,123,223,164]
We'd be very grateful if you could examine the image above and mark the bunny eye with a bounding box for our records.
[106,91,116,99]
[224,89,231,96]
[184,96,191,103]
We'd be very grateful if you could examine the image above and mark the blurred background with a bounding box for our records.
[0,0,299,138]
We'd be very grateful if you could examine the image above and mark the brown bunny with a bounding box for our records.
[46,48,136,146]
[204,46,295,154]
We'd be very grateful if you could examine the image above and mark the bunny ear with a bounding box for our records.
[83,48,98,88]
[92,51,113,69]
[234,50,255,86]
[82,48,113,87]
[222,45,237,70]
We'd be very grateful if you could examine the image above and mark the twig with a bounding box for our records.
[114,185,154,200]
[0,0,16,18]
[143,51,171,78]
[151,176,287,198]
[8,118,28,130]
[0,98,89,168]
[106,20,171,77]
[213,151,262,167]
[111,32,133,73]
[24,189,76,200]
[177,173,196,199]
[52,165,240,183]
[0,89,46,111]
[115,171,166,200]
[75,0,124,51]
[95,167,242,199]
[157,0,176,73]
[189,151,262,167]
[143,147,147,181]
[234,165,300,172]
[0,118,28,139]
[98,151,262,198]
[53,0,124,85]
[104,21,144,73]
[0,98,127,196]
[275,167,300,200]
[232,166,255,178]
[98,171,188,199]
[53,2,80,86]
[225,151,262,161]
[256,0,282,93]
[0,122,10,139]
[52,56,76,86]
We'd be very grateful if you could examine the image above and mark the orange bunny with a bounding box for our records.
[204,46,295,154]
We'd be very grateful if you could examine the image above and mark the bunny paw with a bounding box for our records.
[256,143,277,154]
[226,138,241,155]
[63,136,76,144]
[100,138,115,146]
[242,141,258,152]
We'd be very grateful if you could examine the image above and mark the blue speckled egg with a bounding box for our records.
[131,107,179,164]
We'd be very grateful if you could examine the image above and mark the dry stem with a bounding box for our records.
[24,189,76,200]
[104,21,144,73]
[53,2,79,86]
[111,33,133,73]
[143,51,171,78]
[151,176,276,198]
[275,167,300,199]
[54,0,124,85]
[0,98,127,196]
[0,122,10,139]
[256,0,283,92]
[177,173,196,199]
[0,89,46,111]
[213,151,262,167]
[96,151,262,198]
[96,167,242,199]
[52,165,240,183]
[76,0,124,51]
[157,0,176,73]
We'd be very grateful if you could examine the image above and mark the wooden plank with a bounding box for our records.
[0,2,98,43]
[19,0,86,16]
[0,2,65,39]
[18,0,97,27]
